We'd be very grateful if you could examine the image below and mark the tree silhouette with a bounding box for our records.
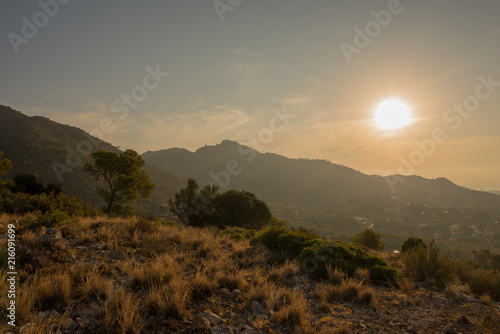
[84,149,154,215]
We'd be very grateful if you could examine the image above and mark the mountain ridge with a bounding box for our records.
[142,140,500,213]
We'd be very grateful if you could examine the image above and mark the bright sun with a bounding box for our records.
[373,99,412,130]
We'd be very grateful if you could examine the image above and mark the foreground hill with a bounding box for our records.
[142,140,500,213]
[0,106,184,213]
[1,214,499,333]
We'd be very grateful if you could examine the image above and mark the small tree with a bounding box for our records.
[168,178,218,227]
[350,228,385,250]
[401,236,427,254]
[169,180,272,230]
[210,190,272,230]
[84,149,155,215]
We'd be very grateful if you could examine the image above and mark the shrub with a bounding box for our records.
[402,240,454,284]
[401,237,427,254]
[350,228,385,250]
[253,226,319,259]
[221,226,258,240]
[298,239,400,283]
[0,192,97,217]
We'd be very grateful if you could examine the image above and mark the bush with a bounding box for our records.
[0,192,97,217]
[221,226,258,240]
[402,240,454,283]
[350,228,385,250]
[298,239,400,283]
[401,237,427,253]
[253,226,319,258]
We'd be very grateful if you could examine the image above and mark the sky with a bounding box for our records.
[1,1,500,190]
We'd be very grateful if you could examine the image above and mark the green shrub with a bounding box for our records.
[253,226,319,258]
[350,228,385,250]
[402,240,454,283]
[401,237,427,253]
[37,209,71,227]
[0,192,97,217]
[221,226,257,240]
[457,263,500,300]
[298,239,400,283]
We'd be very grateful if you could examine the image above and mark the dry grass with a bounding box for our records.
[326,265,346,286]
[267,260,299,285]
[444,280,472,299]
[272,291,308,331]
[354,267,370,284]
[104,286,144,333]
[33,273,72,311]
[143,277,192,320]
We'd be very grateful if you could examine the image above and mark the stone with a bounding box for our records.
[211,324,237,334]
[63,318,79,332]
[76,317,91,329]
[106,250,126,260]
[196,312,223,326]
[193,316,211,331]
[232,289,241,296]
[443,323,456,334]
[408,326,419,333]
[250,300,266,315]
[87,243,106,251]
[38,233,55,244]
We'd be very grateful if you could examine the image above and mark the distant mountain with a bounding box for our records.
[143,140,500,213]
[0,106,184,214]
[488,190,500,196]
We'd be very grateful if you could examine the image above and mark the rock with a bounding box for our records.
[250,300,266,315]
[87,321,100,331]
[196,312,223,326]
[307,291,316,299]
[76,317,91,329]
[232,289,241,296]
[55,230,63,240]
[37,310,61,320]
[443,323,455,334]
[212,324,237,334]
[106,250,126,260]
[87,243,106,251]
[45,227,55,234]
[193,316,211,331]
[38,233,55,244]
[15,244,28,254]
[63,318,79,332]
[223,311,236,319]
[408,326,419,334]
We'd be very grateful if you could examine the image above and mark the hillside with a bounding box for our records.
[142,140,500,214]
[0,106,184,213]
[2,214,500,333]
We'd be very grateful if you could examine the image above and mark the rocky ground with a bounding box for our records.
[2,216,500,334]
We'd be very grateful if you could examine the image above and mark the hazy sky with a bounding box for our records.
[1,1,500,189]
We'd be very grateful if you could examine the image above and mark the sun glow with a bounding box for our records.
[373,99,412,130]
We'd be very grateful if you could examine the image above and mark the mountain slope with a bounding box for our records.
[0,105,184,212]
[143,140,500,213]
